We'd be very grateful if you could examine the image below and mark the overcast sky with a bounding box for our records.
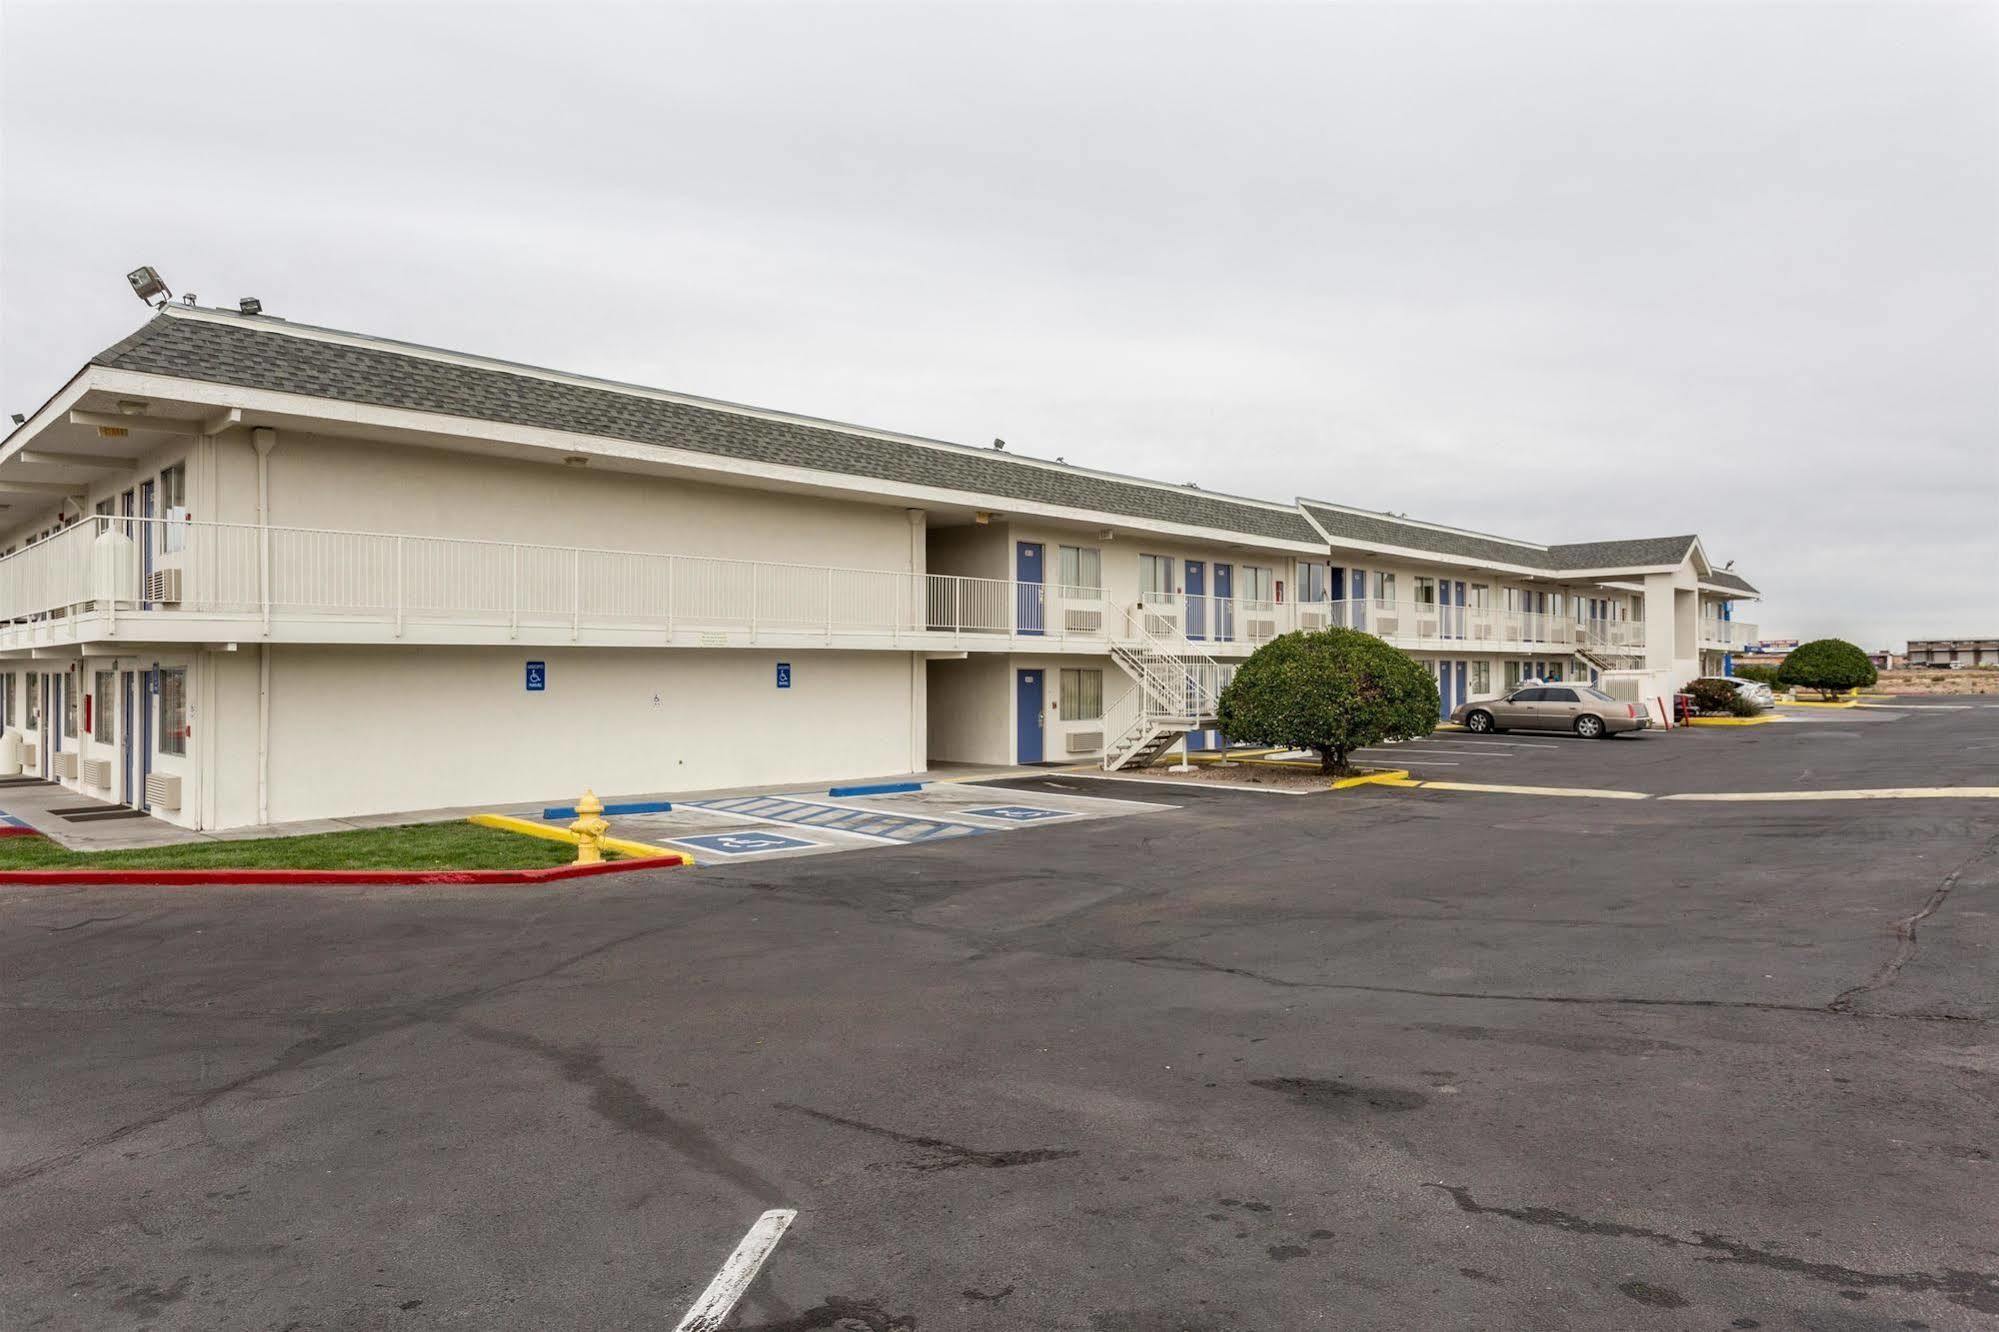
[3,1,1994,647]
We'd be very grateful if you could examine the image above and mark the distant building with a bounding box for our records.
[1868,649,1905,670]
[1907,638,1999,669]
[1745,638,1799,656]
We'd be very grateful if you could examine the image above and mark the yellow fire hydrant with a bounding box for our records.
[569,789,610,865]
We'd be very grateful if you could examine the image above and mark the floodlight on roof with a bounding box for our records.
[239,297,262,316]
[126,266,171,306]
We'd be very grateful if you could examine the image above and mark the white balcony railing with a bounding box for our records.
[1700,618,1759,650]
[0,516,1647,660]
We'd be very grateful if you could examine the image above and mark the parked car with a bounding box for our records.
[1692,675,1776,709]
[1453,685,1651,738]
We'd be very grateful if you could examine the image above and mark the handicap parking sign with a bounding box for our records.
[673,831,816,856]
[964,805,1071,822]
[525,660,547,692]
[775,661,792,689]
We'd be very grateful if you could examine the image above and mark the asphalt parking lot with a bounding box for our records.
[3,697,1995,1330]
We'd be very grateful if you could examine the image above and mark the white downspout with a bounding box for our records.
[252,428,277,826]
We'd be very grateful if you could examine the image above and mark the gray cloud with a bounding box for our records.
[4,1,1994,646]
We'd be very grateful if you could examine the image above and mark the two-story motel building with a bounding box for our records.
[0,303,1758,831]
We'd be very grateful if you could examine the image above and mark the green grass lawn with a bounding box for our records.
[0,821,580,871]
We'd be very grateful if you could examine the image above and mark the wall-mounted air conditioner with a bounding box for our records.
[79,758,112,789]
[146,771,182,810]
[52,751,77,779]
[1065,731,1104,754]
[144,568,183,603]
[1298,609,1328,630]
[22,743,38,768]
[1246,617,1277,641]
[1064,609,1103,633]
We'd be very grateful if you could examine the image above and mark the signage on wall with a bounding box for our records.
[775,662,792,689]
[525,661,547,692]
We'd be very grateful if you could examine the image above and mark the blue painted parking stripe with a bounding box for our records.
[828,781,924,797]
[542,799,674,820]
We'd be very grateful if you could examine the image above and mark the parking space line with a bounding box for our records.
[1357,747,1519,759]
[690,795,984,843]
[1413,781,1652,800]
[1661,788,1999,802]
[674,1208,797,1332]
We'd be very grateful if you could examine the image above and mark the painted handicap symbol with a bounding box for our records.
[675,831,817,855]
[964,805,1071,822]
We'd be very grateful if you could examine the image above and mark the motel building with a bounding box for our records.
[0,302,1759,833]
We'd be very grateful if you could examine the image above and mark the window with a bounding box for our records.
[93,498,114,521]
[64,671,79,738]
[1414,576,1436,606]
[1242,566,1273,603]
[1471,662,1491,695]
[159,667,188,756]
[93,671,114,742]
[1299,562,1329,603]
[160,462,188,553]
[1513,687,1546,702]
[1470,584,1491,609]
[25,674,39,730]
[1059,668,1103,722]
[1545,688,1578,703]
[1373,572,1396,605]
[0,672,9,729]
[1057,545,1102,596]
[1139,555,1174,598]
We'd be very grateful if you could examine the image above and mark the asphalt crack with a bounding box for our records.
[775,1102,1078,1171]
[1830,830,1999,1013]
[1425,1183,1999,1314]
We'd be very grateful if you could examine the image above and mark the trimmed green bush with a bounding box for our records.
[1215,628,1438,775]
[1722,690,1764,717]
[1776,638,1878,699]
[1731,663,1781,688]
[1683,678,1744,716]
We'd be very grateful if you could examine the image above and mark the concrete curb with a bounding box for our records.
[0,856,691,886]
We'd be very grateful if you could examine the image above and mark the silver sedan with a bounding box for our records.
[1452,684,1652,738]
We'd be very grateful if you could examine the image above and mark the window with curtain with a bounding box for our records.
[1373,572,1396,605]
[1242,566,1273,602]
[93,671,114,742]
[1414,577,1436,606]
[1058,545,1102,596]
[159,668,189,756]
[1059,668,1103,721]
[1139,555,1174,598]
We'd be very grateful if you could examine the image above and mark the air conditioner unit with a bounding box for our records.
[146,771,182,810]
[53,751,77,779]
[1143,613,1177,637]
[144,568,183,603]
[79,757,112,788]
[1247,617,1277,641]
[1064,608,1103,633]
[1065,730,1105,754]
[22,743,37,768]
[1298,609,1328,630]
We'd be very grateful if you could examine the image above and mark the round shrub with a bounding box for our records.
[1683,677,1743,716]
[1215,628,1438,775]
[1730,663,1781,688]
[1776,638,1878,698]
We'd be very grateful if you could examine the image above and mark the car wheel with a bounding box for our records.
[1575,714,1606,739]
[1465,710,1494,734]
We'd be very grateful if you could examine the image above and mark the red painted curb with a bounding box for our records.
[0,826,40,838]
[0,855,690,887]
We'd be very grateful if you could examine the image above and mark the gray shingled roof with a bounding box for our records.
[1300,502,1551,568]
[92,314,1322,545]
[1545,536,1698,570]
[1703,569,1760,595]
[1303,502,1722,579]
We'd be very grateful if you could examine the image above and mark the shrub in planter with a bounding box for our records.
[1722,690,1765,717]
[1776,638,1878,699]
[1215,628,1438,775]
[1683,677,1744,716]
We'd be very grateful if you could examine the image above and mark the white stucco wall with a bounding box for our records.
[254,645,920,825]
[925,653,1011,765]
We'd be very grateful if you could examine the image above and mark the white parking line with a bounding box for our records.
[674,1208,797,1332]
[1425,738,1563,749]
[1661,788,1999,802]
[1358,747,1520,759]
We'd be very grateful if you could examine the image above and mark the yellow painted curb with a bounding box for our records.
[1331,769,1410,790]
[1779,697,1861,709]
[468,814,690,865]
[1685,715,1778,726]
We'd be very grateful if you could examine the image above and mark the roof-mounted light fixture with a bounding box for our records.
[239,297,262,316]
[126,266,171,307]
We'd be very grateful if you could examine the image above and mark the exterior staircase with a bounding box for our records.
[1102,608,1225,771]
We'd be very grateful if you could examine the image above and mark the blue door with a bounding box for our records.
[1452,581,1466,639]
[1436,662,1451,719]
[1350,568,1367,631]
[1184,560,1206,640]
[1455,660,1468,713]
[121,671,134,806]
[1015,542,1044,636]
[1016,669,1044,763]
[1213,564,1234,642]
[139,667,154,810]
